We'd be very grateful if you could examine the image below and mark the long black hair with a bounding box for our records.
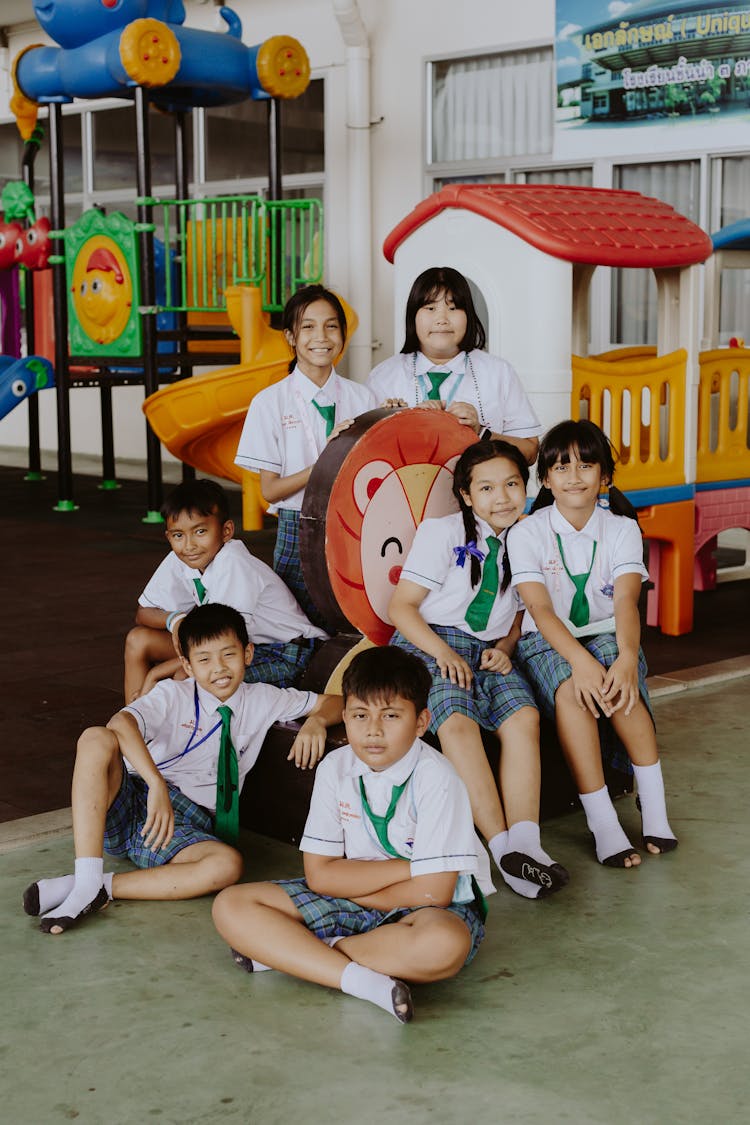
[531,419,639,522]
[452,439,530,590]
[282,284,348,374]
[401,266,486,354]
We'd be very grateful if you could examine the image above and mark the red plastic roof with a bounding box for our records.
[383,184,713,269]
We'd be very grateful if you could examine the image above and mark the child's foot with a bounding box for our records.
[500,852,570,891]
[340,961,414,1023]
[635,795,678,855]
[231,948,273,973]
[23,874,75,916]
[40,886,109,934]
[579,786,641,868]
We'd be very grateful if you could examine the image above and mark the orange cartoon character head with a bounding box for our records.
[301,409,477,643]
[71,238,133,345]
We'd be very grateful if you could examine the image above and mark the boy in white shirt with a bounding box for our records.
[124,478,326,702]
[212,646,493,1023]
[24,604,342,935]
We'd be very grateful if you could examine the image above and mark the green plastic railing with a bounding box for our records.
[152,195,323,314]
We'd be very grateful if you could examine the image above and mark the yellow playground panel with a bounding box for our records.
[697,348,750,483]
[571,349,688,491]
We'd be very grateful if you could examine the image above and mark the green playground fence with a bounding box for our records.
[153,195,323,314]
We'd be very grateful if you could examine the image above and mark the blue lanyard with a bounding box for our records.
[157,684,222,769]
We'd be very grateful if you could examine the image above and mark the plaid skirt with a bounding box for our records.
[245,637,317,688]
[273,509,327,630]
[103,767,219,868]
[515,631,653,775]
[390,625,537,734]
[276,877,485,965]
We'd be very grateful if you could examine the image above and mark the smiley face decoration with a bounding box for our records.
[300,407,477,644]
[65,209,141,357]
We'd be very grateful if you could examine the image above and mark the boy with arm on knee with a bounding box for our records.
[124,479,326,703]
[212,646,494,1023]
[25,604,342,935]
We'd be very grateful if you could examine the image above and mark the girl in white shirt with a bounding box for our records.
[507,419,678,869]
[235,285,376,625]
[367,266,540,465]
[388,440,568,900]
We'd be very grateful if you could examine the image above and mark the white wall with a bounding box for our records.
[0,0,556,468]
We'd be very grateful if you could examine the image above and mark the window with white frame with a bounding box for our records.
[429,45,554,166]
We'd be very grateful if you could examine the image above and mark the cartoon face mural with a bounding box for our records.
[14,218,51,270]
[70,237,133,345]
[0,222,23,270]
[300,409,477,644]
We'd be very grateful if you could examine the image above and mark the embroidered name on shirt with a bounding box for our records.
[339,800,361,824]
[281,413,301,430]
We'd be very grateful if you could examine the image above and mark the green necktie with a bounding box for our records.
[193,577,207,603]
[556,533,598,628]
[426,371,450,400]
[214,705,239,845]
[358,773,414,858]
[358,772,489,921]
[464,536,501,632]
[312,400,336,437]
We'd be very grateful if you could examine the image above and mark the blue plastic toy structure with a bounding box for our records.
[12,0,309,137]
[0,355,54,422]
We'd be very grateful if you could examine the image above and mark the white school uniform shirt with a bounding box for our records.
[123,678,318,812]
[300,737,495,902]
[138,539,326,643]
[506,503,649,634]
[234,366,378,513]
[367,350,541,440]
[400,512,522,643]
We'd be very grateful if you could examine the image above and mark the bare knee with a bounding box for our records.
[205,845,244,892]
[499,705,539,742]
[405,912,470,979]
[212,881,265,939]
[439,712,476,738]
[76,726,121,768]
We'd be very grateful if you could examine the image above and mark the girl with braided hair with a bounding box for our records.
[388,440,567,900]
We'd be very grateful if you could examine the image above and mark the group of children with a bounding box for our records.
[22,268,678,1024]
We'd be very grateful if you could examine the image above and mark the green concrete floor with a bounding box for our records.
[3,678,748,1125]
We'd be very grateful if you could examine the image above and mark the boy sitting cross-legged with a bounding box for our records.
[124,479,327,702]
[212,646,494,1023]
[24,604,342,935]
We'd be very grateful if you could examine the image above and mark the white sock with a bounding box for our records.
[340,961,412,1022]
[633,762,676,843]
[27,873,75,915]
[42,857,104,923]
[579,786,636,864]
[507,820,554,867]
[487,829,541,900]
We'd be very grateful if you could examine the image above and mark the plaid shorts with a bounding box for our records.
[273,509,327,629]
[276,877,485,965]
[390,626,537,734]
[245,637,317,688]
[515,631,653,774]
[103,767,219,868]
